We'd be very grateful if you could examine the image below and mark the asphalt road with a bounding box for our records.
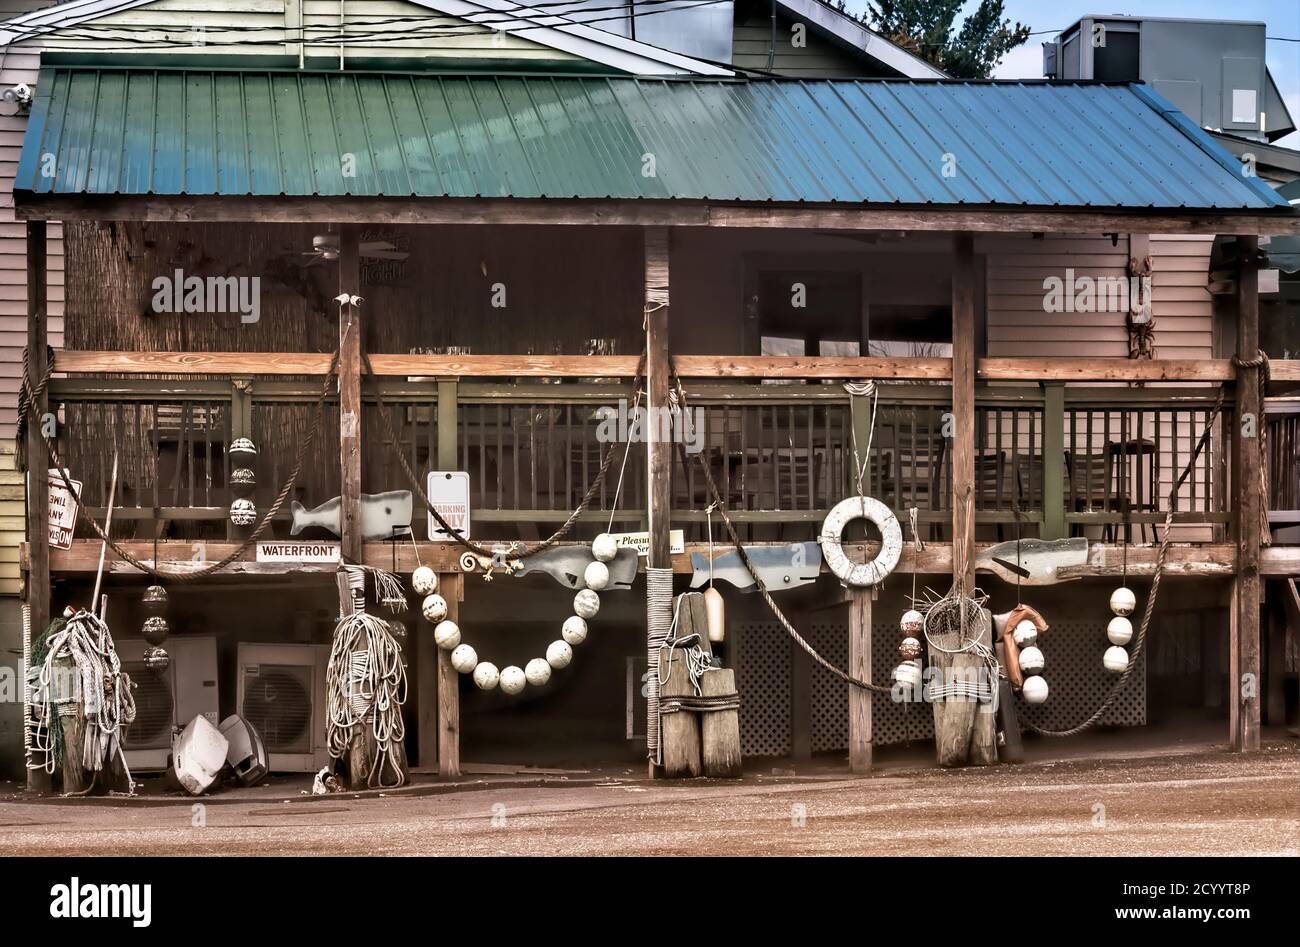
[2,742,1296,856]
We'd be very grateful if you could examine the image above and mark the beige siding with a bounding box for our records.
[733,11,885,78]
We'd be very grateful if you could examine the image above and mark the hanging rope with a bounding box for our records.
[360,348,645,562]
[19,345,342,581]
[1023,385,1227,737]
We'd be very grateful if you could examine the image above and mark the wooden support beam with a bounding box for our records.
[338,226,362,565]
[24,221,50,795]
[951,233,977,593]
[438,573,462,778]
[645,225,672,779]
[848,588,872,774]
[1231,235,1263,752]
[1041,383,1066,540]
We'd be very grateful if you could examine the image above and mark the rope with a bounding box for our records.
[671,364,893,693]
[660,694,740,714]
[646,567,674,763]
[1023,386,1227,737]
[19,345,342,580]
[360,348,645,561]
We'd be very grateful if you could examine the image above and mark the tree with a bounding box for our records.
[835,0,1031,79]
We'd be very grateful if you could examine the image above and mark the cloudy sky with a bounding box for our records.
[843,1,1300,147]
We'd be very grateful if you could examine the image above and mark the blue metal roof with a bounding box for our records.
[14,67,1292,211]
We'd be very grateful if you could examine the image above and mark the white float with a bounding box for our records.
[820,496,902,587]
[1022,675,1049,704]
[1103,645,1129,673]
[574,589,600,619]
[422,593,449,623]
[500,665,526,695]
[584,560,610,591]
[412,566,438,596]
[1110,587,1136,617]
[433,619,461,650]
[450,644,478,673]
[546,640,573,669]
[562,616,588,646]
[1012,619,1038,648]
[473,662,500,691]
[1107,615,1134,646]
[592,533,618,563]
[1018,645,1045,675]
[525,658,552,687]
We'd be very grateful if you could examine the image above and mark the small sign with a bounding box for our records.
[1260,269,1280,294]
[608,529,685,557]
[47,470,81,551]
[255,541,341,564]
[426,471,471,540]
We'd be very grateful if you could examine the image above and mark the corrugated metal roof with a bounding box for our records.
[14,66,1291,211]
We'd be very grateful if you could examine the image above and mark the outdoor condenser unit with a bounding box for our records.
[116,635,219,771]
[235,643,330,773]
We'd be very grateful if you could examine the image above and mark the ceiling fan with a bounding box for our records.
[299,233,409,265]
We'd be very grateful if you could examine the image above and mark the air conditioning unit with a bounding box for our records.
[116,636,219,771]
[236,643,330,772]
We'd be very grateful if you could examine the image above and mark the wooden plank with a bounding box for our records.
[338,226,362,565]
[700,668,741,779]
[1232,235,1263,753]
[645,225,672,779]
[1041,383,1066,539]
[658,650,702,778]
[24,220,50,795]
[848,587,871,774]
[18,194,1300,236]
[951,233,976,593]
[980,358,1234,382]
[438,573,462,778]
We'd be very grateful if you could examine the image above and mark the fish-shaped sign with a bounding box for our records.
[975,537,1088,586]
[289,491,413,541]
[690,542,822,592]
[515,546,639,590]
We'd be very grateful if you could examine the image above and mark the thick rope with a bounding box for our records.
[360,348,644,560]
[19,345,340,580]
[1022,386,1227,737]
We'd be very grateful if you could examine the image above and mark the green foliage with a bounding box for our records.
[834,0,1031,79]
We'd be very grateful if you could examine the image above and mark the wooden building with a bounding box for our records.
[3,1,1299,785]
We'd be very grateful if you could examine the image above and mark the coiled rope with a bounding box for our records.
[18,344,342,580]
[360,348,645,562]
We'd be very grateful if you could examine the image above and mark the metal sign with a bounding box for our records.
[48,470,81,551]
[426,471,471,540]
[255,542,341,564]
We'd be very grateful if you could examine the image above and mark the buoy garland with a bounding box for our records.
[892,609,925,689]
[1015,618,1049,704]
[424,534,614,695]
[1104,586,1136,673]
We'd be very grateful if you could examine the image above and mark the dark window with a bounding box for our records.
[1093,30,1140,81]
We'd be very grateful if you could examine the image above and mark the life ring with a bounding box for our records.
[820,496,902,587]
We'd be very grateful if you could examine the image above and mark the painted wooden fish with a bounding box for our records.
[289,491,413,541]
[515,546,638,590]
[690,542,822,592]
[975,537,1088,586]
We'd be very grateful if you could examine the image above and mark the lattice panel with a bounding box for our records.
[737,622,792,757]
[1015,618,1146,730]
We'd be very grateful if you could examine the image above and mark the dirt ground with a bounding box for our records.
[1,738,1296,856]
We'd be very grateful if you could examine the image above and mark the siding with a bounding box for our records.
[733,9,889,78]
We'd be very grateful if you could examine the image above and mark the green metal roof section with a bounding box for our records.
[14,66,1292,211]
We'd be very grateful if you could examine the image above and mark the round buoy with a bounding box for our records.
[142,615,169,646]
[574,589,600,620]
[412,566,438,596]
[892,660,922,687]
[1018,645,1045,675]
[584,560,610,591]
[229,468,257,499]
[1103,645,1129,673]
[1110,587,1136,617]
[562,616,588,646]
[525,658,552,687]
[820,496,902,587]
[1012,619,1038,648]
[473,662,500,691]
[143,646,170,673]
[899,609,924,636]
[1021,675,1048,704]
[500,665,526,695]
[546,640,573,669]
[229,498,257,527]
[422,593,449,623]
[1107,615,1133,646]
[592,533,618,563]
[433,619,460,650]
[898,636,923,660]
[450,644,478,673]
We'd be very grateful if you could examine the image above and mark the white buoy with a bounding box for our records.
[1103,645,1129,673]
[1021,675,1049,704]
[583,560,610,591]
[422,593,448,623]
[546,639,573,669]
[525,658,552,687]
[450,644,478,673]
[472,662,500,691]
[433,619,461,650]
[574,589,600,619]
[592,533,618,563]
[412,566,438,596]
[892,660,922,687]
[500,665,526,695]
[900,609,924,636]
[1110,586,1136,617]
[562,615,588,646]
[1012,619,1038,648]
[1018,645,1045,675]
[704,587,726,642]
[1107,615,1134,646]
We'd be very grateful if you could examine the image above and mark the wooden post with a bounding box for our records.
[1265,596,1285,726]
[227,378,252,541]
[25,221,50,794]
[438,573,462,778]
[848,587,872,773]
[645,226,671,777]
[338,225,362,565]
[951,233,977,592]
[1231,235,1262,752]
[1042,383,1066,540]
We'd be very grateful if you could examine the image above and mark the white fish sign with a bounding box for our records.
[290,491,413,541]
[975,537,1089,586]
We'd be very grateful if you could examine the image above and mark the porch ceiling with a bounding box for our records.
[14,66,1295,219]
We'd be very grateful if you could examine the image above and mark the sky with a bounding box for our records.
[843,1,1300,147]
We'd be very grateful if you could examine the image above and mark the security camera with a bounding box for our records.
[3,83,33,110]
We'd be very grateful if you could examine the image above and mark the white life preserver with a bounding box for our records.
[820,496,902,588]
